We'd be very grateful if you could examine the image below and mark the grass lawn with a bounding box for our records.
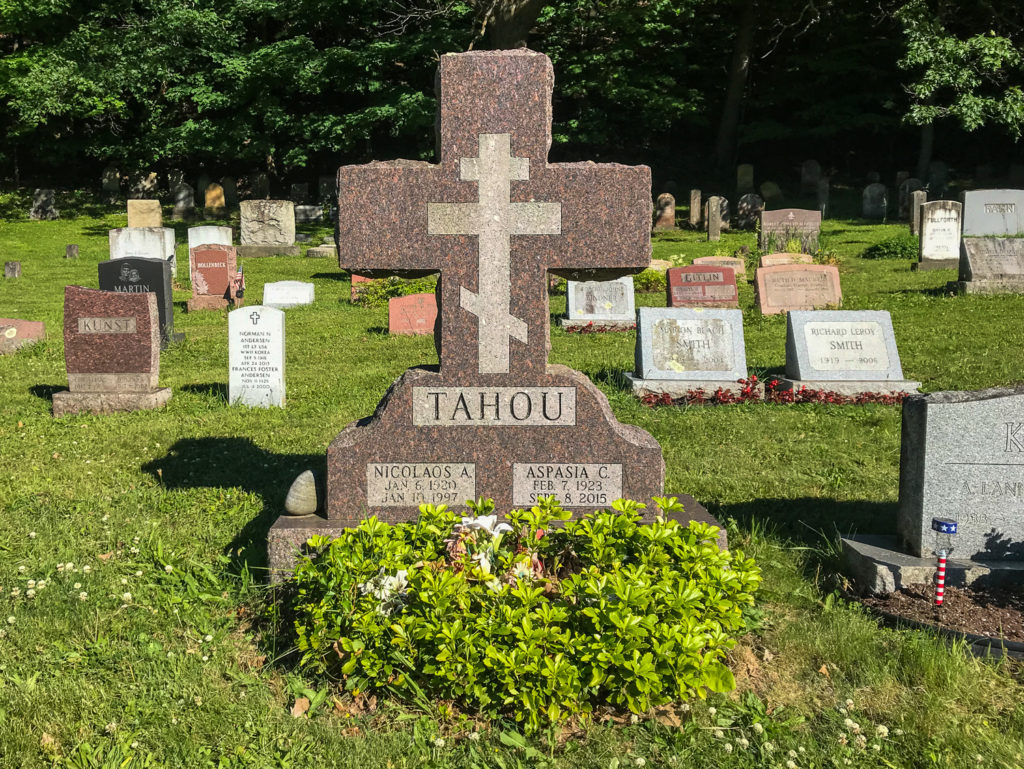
[1,201,1023,768]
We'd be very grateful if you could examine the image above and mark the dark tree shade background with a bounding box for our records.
[1,0,1022,195]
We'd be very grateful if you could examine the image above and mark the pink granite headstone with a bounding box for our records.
[188,244,242,311]
[0,318,45,354]
[755,264,842,315]
[666,266,738,308]
[388,293,438,335]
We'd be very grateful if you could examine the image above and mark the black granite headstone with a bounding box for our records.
[98,257,182,346]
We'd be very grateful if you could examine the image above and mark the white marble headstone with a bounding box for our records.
[109,227,177,274]
[263,280,315,309]
[187,225,233,251]
[566,276,635,321]
[228,306,285,408]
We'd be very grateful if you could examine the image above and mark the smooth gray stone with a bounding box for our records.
[284,470,318,516]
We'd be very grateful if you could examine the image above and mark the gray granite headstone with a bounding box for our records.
[561,276,635,329]
[953,237,1024,294]
[688,189,701,228]
[30,189,58,220]
[898,387,1024,560]
[779,310,918,395]
[862,183,888,219]
[294,205,324,223]
[909,189,927,235]
[897,178,924,219]
[109,227,177,274]
[736,193,764,229]
[917,200,961,270]
[962,189,1024,236]
[239,200,299,256]
[625,308,747,397]
[172,183,195,221]
[228,305,285,407]
[758,208,821,253]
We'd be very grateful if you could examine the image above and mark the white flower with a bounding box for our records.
[135,571,143,578]
[763,741,774,752]
[872,743,881,752]
[74,583,82,590]
[204,634,213,642]
[17,566,26,574]
[433,738,445,748]
[471,551,492,575]
[130,547,140,555]
[122,592,132,602]
[788,750,798,758]
[460,515,512,537]
[36,581,45,590]
[65,562,74,571]
[723,743,733,753]
[635,758,646,766]
[752,723,764,735]
[105,722,117,734]
[708,707,717,716]
[6,616,15,625]
[26,589,35,599]
[785,761,796,769]
[736,738,749,749]
[78,592,88,601]
[164,565,173,573]
[875,725,888,738]
[798,747,805,754]
[838,707,847,715]
[28,532,36,539]
[712,729,724,739]
[10,588,19,597]
[855,735,867,749]
[121,578,128,585]
[468,732,480,742]
[102,514,109,522]
[845,698,854,708]
[26,580,36,589]
[843,760,852,766]
[82,566,91,574]
[679,703,690,712]
[202,655,209,662]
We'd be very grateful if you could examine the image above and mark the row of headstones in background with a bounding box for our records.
[103,166,337,207]
[954,188,1024,294]
[624,308,915,398]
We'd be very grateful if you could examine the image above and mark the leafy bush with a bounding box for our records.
[862,234,919,259]
[633,268,667,293]
[352,275,438,307]
[288,496,761,732]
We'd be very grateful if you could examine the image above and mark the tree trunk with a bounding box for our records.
[915,121,934,181]
[481,0,549,49]
[714,0,757,173]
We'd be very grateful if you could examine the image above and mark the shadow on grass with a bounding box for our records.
[142,436,326,577]
[311,272,347,281]
[180,382,228,401]
[29,384,63,402]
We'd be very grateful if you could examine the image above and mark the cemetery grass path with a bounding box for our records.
[0,211,1022,767]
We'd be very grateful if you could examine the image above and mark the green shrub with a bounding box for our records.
[352,275,438,307]
[633,268,667,293]
[287,496,761,733]
[862,233,919,259]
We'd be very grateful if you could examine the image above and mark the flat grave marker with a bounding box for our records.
[389,293,438,335]
[666,265,738,308]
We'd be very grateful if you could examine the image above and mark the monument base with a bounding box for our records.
[52,387,172,417]
[624,373,752,399]
[305,245,337,259]
[187,297,243,312]
[267,495,725,583]
[558,318,635,332]
[949,279,1024,295]
[774,378,921,397]
[842,534,1024,595]
[911,259,958,271]
[237,245,301,258]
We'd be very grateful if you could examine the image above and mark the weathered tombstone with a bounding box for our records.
[228,305,285,408]
[187,225,233,251]
[736,163,754,195]
[898,386,1024,560]
[916,200,961,271]
[222,176,239,209]
[65,245,79,260]
[252,172,270,199]
[736,193,763,229]
[4,261,20,279]
[52,286,172,416]
[653,193,676,229]
[98,257,181,345]
[625,308,748,397]
[688,189,701,228]
[0,319,45,355]
[862,182,888,219]
[961,189,1024,236]
[759,253,813,267]
[294,205,324,223]
[693,255,746,279]
[389,293,438,335]
[909,189,927,235]
[263,280,314,309]
[267,50,727,576]
[290,182,310,203]
[172,183,195,221]
[204,183,226,217]
[127,199,162,228]
[101,165,120,203]
[777,310,919,396]
[196,173,212,201]
[306,243,337,258]
[897,178,924,219]
[816,178,829,216]
[238,200,299,256]
[187,244,242,311]
[666,265,738,308]
[758,208,821,254]
[30,189,58,220]
[561,276,636,330]
[759,180,783,203]
[800,160,821,195]
[706,195,723,241]
[109,227,177,274]
[953,238,1024,294]
[755,264,842,315]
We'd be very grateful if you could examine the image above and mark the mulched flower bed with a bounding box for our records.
[639,376,910,406]
[861,584,1024,643]
[564,322,636,333]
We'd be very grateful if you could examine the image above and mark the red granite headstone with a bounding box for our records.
[188,244,242,311]
[269,50,719,575]
[666,265,738,308]
[389,293,438,335]
[53,286,171,415]
[755,264,842,315]
[0,318,45,354]
[350,272,372,302]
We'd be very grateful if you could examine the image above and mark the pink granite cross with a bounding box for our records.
[336,50,651,382]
